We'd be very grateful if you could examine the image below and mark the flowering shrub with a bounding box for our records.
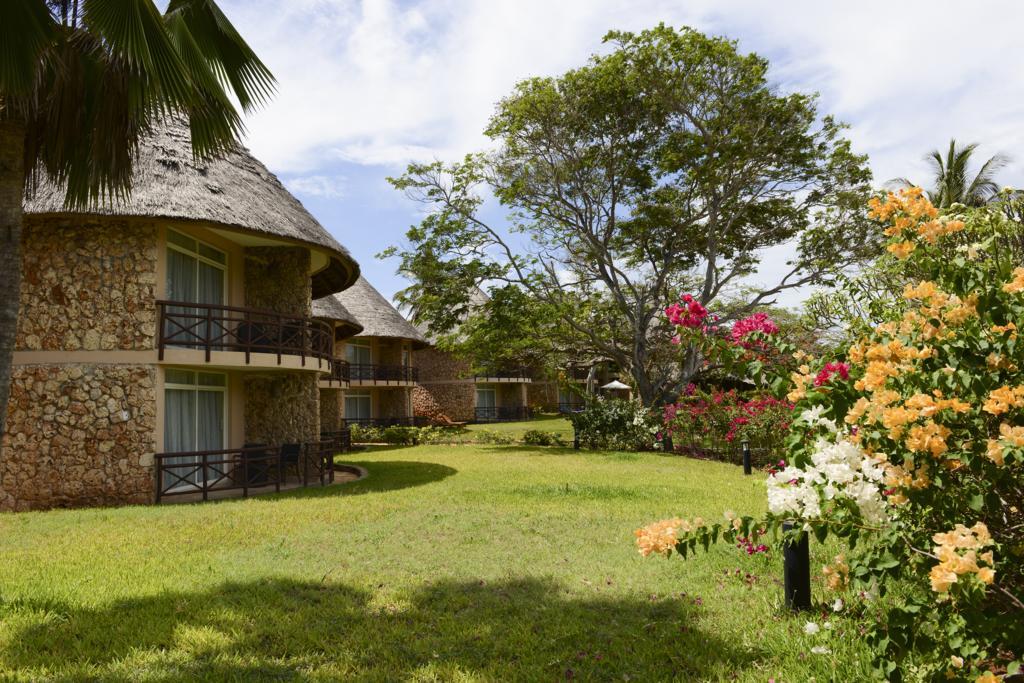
[638,189,1024,681]
[665,293,710,329]
[663,389,793,465]
[567,396,660,451]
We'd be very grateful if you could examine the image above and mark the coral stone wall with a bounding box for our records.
[1,364,156,510]
[413,383,475,422]
[244,246,311,316]
[319,388,343,432]
[415,347,471,381]
[245,373,319,445]
[17,217,158,351]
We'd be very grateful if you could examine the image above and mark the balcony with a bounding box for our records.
[154,435,352,503]
[349,363,419,385]
[473,406,531,423]
[473,367,532,383]
[320,359,351,387]
[157,301,333,369]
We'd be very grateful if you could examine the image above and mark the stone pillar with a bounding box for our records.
[244,373,319,445]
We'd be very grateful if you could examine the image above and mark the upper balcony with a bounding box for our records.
[157,300,334,372]
[473,367,533,383]
[349,363,419,386]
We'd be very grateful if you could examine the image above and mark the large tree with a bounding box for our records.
[889,138,1010,208]
[0,0,274,444]
[386,25,874,405]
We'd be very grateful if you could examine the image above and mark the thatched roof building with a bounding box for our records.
[25,119,358,297]
[312,294,363,338]
[322,276,428,348]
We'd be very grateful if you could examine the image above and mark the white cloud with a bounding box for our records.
[219,0,1024,308]
[283,174,347,198]
[228,0,1024,188]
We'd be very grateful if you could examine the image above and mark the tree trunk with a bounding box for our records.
[0,120,25,454]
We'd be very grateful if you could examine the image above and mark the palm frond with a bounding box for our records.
[0,1,56,105]
[165,0,276,112]
[966,152,1011,205]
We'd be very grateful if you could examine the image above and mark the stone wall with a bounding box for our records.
[319,388,343,432]
[245,373,319,445]
[415,347,471,381]
[244,246,311,316]
[0,364,156,510]
[17,217,158,351]
[413,383,475,422]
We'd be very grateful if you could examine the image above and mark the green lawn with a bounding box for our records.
[0,444,873,681]
[465,414,575,439]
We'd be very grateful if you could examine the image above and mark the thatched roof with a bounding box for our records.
[415,286,489,343]
[312,294,363,338]
[332,276,428,348]
[24,119,358,298]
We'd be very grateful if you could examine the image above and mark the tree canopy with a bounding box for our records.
[386,24,876,405]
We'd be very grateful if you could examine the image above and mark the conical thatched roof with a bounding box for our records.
[331,276,428,348]
[414,286,489,343]
[312,294,363,338]
[24,119,358,298]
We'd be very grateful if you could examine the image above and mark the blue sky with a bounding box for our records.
[219,0,1024,308]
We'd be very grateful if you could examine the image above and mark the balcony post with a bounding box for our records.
[202,453,209,501]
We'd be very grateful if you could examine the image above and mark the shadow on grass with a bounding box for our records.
[276,460,457,500]
[1,576,759,680]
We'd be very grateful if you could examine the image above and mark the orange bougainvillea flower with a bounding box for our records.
[887,241,917,260]
[982,385,1024,416]
[1003,267,1024,294]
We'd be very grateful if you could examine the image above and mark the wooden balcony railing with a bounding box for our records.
[157,301,333,366]
[323,359,351,385]
[155,439,342,502]
[474,367,532,380]
[349,363,419,383]
[473,406,530,423]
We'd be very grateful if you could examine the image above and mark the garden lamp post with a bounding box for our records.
[782,521,812,610]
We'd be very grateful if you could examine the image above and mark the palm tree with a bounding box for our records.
[889,139,1010,208]
[0,0,275,443]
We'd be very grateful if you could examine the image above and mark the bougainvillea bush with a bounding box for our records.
[638,189,1023,681]
[663,389,793,466]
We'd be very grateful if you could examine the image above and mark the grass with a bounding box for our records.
[0,444,874,681]
[464,414,575,439]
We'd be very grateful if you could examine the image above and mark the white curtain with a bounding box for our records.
[166,250,198,344]
[164,388,197,488]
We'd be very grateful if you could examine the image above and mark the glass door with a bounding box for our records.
[166,230,226,347]
[344,393,372,424]
[346,342,373,380]
[163,370,226,490]
[476,386,496,420]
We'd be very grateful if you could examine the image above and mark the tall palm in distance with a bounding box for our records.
[0,0,275,445]
[888,139,1010,208]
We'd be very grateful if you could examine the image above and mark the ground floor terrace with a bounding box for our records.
[414,373,532,424]
[0,442,875,680]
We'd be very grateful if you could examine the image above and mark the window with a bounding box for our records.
[166,229,226,305]
[163,369,227,488]
[345,342,372,365]
[165,230,227,346]
[476,387,496,409]
[345,393,372,420]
